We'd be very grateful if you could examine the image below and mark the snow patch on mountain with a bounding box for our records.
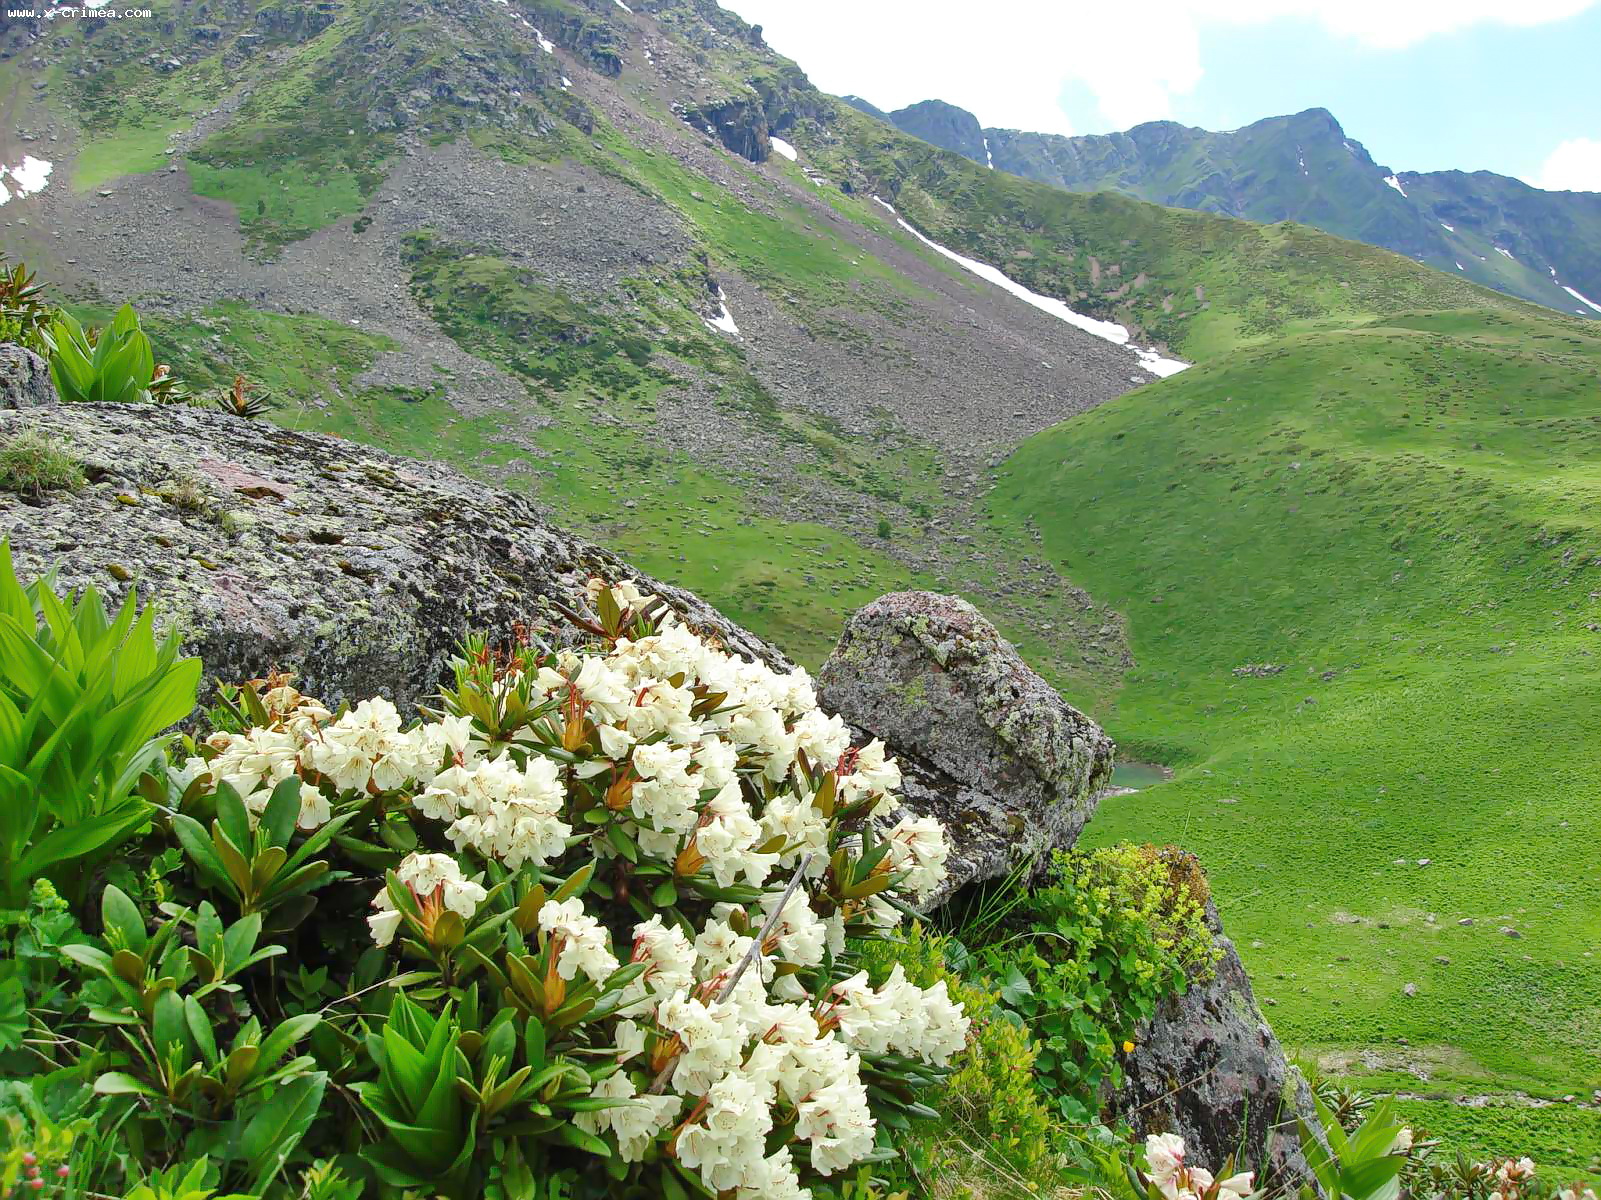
[1495,246,1515,261]
[1440,221,1454,232]
[1383,174,1407,197]
[1561,284,1601,314]
[705,290,740,336]
[984,137,994,170]
[871,195,897,214]
[0,156,52,206]
[892,214,1187,378]
[769,137,797,162]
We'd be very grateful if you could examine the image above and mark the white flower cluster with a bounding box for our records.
[561,887,969,1197]
[186,586,966,1199]
[174,685,443,832]
[367,852,488,948]
[1144,1134,1256,1200]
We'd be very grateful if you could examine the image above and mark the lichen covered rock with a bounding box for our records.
[0,402,784,714]
[0,344,56,409]
[817,590,1115,903]
[1115,902,1320,1185]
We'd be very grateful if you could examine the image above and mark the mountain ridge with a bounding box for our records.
[851,97,1601,319]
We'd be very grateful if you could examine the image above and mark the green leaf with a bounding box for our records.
[262,776,301,849]
[240,1072,328,1194]
[553,862,593,903]
[93,1071,160,1098]
[0,977,26,1052]
[554,1121,611,1157]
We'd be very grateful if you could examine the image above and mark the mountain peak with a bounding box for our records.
[886,98,988,163]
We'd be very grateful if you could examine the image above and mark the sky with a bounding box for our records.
[719,0,1601,191]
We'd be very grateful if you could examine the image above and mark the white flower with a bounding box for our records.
[631,914,697,993]
[757,793,829,866]
[887,814,950,899]
[1392,1127,1414,1154]
[795,1075,874,1175]
[366,852,486,947]
[425,753,570,869]
[676,1070,774,1193]
[613,1019,646,1063]
[574,1072,682,1162]
[1216,1170,1256,1200]
[302,697,423,793]
[366,906,403,948]
[759,890,826,967]
[695,781,775,887]
[400,852,488,916]
[1146,1133,1187,1183]
[295,781,331,830]
[538,897,619,982]
[791,709,850,772]
[736,1148,812,1200]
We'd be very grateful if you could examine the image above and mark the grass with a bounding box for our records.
[1397,1096,1601,1177]
[985,306,1601,1167]
[0,427,85,498]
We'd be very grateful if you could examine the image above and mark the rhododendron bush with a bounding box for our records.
[161,581,967,1198]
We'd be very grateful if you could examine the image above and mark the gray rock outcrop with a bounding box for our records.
[0,401,783,713]
[0,345,56,409]
[817,590,1115,902]
[1115,900,1320,1186]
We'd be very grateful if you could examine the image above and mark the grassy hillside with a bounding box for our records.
[986,306,1601,1167]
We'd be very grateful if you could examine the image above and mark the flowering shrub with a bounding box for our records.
[153,581,964,1197]
[968,844,1218,1123]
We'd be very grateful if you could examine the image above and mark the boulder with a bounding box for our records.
[1115,900,1321,1186]
[817,590,1115,903]
[0,402,784,714]
[0,344,57,409]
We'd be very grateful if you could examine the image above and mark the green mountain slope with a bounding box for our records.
[858,100,1601,322]
[986,305,1601,1165]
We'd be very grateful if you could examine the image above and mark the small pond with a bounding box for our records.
[1108,762,1172,791]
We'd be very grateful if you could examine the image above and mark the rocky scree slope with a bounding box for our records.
[0,0,1555,690]
[848,97,1601,320]
[0,388,1316,1179]
[1,0,1170,675]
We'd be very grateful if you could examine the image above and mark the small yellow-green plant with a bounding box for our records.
[0,428,85,499]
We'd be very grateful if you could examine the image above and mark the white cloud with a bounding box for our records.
[1534,137,1601,192]
[722,0,1599,133]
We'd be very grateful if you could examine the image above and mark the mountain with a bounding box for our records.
[3,0,1599,1169]
[860,100,1601,320]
